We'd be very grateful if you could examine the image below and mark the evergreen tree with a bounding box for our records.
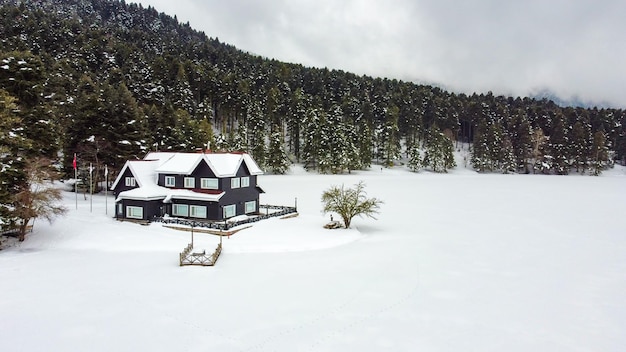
[424,124,456,173]
[548,114,569,175]
[379,104,401,167]
[0,89,35,229]
[590,130,609,176]
[531,128,551,174]
[407,142,423,172]
[301,107,322,170]
[229,124,248,152]
[569,121,590,173]
[246,100,267,167]
[499,136,517,173]
[471,119,491,172]
[266,130,290,174]
[510,110,533,173]
[344,120,364,172]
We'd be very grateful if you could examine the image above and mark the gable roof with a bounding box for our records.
[110,159,159,190]
[153,152,264,177]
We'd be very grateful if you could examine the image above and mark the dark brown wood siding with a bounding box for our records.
[116,199,163,220]
[112,167,139,198]
[217,164,261,219]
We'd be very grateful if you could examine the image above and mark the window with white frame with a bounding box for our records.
[126,206,143,219]
[117,203,123,215]
[201,178,218,189]
[245,200,256,214]
[231,177,240,189]
[223,204,236,218]
[184,177,195,188]
[190,205,207,218]
[241,176,250,188]
[172,204,189,217]
[125,177,136,187]
[164,176,175,187]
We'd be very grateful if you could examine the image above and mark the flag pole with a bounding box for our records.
[74,153,77,210]
[105,165,108,215]
[89,163,93,213]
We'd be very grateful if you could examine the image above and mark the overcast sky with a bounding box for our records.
[133,0,626,108]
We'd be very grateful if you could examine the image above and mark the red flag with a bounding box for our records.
[73,153,77,170]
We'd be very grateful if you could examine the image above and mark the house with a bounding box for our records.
[111,152,264,221]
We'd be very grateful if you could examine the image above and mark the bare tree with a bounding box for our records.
[13,158,67,241]
[321,181,383,229]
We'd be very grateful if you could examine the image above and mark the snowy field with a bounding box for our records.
[1,163,625,351]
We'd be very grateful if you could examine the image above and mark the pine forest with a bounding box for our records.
[1,0,625,207]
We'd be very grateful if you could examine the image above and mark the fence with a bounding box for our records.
[179,242,222,266]
[153,204,297,231]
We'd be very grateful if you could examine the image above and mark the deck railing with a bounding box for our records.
[179,243,222,266]
[152,204,297,231]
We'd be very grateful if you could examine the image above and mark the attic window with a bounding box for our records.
[165,176,175,187]
[184,177,195,188]
[125,177,136,187]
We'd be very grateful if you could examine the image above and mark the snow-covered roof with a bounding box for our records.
[163,189,225,203]
[111,159,160,190]
[154,152,264,177]
[154,153,203,175]
[115,184,169,202]
[143,152,178,166]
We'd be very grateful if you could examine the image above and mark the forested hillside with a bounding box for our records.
[1,0,625,183]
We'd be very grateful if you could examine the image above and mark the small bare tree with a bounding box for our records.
[321,181,383,229]
[13,158,67,241]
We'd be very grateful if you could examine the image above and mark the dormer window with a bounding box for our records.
[184,177,195,188]
[165,176,175,187]
[125,177,136,187]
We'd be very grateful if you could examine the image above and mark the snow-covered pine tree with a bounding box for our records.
[246,100,267,167]
[548,115,570,175]
[424,124,456,173]
[227,124,247,153]
[510,110,533,173]
[590,130,609,176]
[500,136,517,174]
[0,90,30,229]
[569,120,591,173]
[530,128,549,174]
[407,142,423,172]
[266,130,290,174]
[471,119,491,172]
[214,133,228,152]
[302,108,322,170]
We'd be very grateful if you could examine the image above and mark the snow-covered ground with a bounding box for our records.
[1,163,625,351]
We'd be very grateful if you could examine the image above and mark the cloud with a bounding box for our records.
[134,0,626,107]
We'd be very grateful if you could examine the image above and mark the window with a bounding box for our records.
[125,177,136,187]
[172,204,189,217]
[165,176,175,187]
[245,201,256,214]
[184,177,195,188]
[126,206,143,219]
[231,177,240,189]
[223,204,236,219]
[241,176,250,188]
[201,178,218,189]
[117,203,123,215]
[190,205,207,218]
